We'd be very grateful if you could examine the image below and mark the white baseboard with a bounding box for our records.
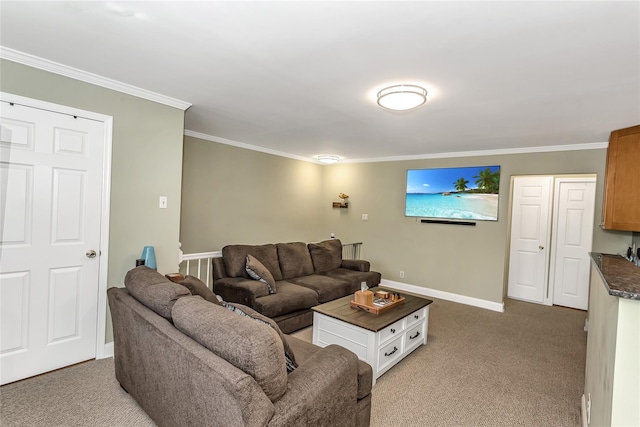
[380,279,505,312]
[101,342,114,359]
[581,394,588,427]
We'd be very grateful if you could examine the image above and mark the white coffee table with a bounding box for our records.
[312,288,432,385]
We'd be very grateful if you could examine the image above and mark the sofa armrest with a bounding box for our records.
[213,277,269,307]
[341,259,371,272]
[268,345,361,426]
[212,257,227,281]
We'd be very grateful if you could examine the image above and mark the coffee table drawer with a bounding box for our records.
[379,318,404,344]
[404,321,425,353]
[378,335,403,372]
[406,308,426,327]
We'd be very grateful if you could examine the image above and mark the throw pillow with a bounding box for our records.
[223,302,297,373]
[178,275,222,306]
[246,254,276,294]
[308,239,343,273]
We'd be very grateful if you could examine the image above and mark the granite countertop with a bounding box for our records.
[590,253,640,300]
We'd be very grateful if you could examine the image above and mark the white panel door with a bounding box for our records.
[0,101,104,385]
[508,176,553,303]
[550,179,596,310]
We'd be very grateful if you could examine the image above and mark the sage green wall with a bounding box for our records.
[1,60,185,342]
[322,149,632,303]
[180,138,631,304]
[180,135,324,253]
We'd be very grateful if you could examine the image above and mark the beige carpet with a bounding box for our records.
[0,298,586,426]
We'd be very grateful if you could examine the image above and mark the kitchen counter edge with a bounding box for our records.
[590,252,640,300]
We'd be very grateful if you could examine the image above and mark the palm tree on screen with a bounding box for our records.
[454,177,469,192]
[473,168,500,193]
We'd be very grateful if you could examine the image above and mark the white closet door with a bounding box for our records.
[507,176,553,304]
[1,101,104,385]
[550,179,596,310]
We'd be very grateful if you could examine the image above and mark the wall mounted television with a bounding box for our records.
[405,165,501,221]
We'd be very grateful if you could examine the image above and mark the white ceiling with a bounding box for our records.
[1,1,639,162]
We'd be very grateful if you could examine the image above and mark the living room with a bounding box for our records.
[1,2,639,426]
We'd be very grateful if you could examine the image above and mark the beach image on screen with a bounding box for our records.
[405,166,500,221]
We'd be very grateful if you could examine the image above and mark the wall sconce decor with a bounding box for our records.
[333,193,349,208]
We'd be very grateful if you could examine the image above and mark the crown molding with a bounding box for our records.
[185,129,608,164]
[184,130,321,164]
[0,46,192,111]
[346,142,609,163]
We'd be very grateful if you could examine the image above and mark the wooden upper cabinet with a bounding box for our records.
[602,124,640,231]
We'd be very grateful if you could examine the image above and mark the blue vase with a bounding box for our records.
[141,246,157,270]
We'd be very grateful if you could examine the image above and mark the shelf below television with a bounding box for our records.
[420,219,476,226]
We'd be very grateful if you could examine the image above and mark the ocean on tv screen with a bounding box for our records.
[405,193,499,220]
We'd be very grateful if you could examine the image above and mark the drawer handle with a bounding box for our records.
[385,346,398,357]
[390,328,396,334]
[414,315,419,319]
[409,331,421,340]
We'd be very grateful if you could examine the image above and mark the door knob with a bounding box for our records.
[539,246,544,250]
[86,250,97,258]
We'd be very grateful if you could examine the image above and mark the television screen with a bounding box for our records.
[405,165,500,221]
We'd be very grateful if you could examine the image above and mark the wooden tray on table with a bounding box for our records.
[350,291,405,314]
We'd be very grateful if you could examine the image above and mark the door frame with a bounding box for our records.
[1,91,113,359]
[505,174,597,307]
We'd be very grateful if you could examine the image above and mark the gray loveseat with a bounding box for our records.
[108,266,373,427]
[212,239,382,333]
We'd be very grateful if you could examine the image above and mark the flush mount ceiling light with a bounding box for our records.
[317,155,340,164]
[377,84,428,111]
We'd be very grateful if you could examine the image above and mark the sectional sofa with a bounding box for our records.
[212,239,382,333]
[108,266,373,426]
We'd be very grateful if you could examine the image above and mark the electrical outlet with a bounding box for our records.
[362,213,369,221]
[159,196,168,209]
[400,271,405,278]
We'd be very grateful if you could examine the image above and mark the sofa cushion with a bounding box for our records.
[308,239,343,273]
[222,244,283,281]
[276,242,314,280]
[286,335,373,400]
[287,274,352,303]
[341,259,371,273]
[223,302,297,372]
[246,255,276,294]
[272,310,314,335]
[124,266,190,320]
[172,296,288,402]
[322,269,382,293]
[178,275,222,305]
[253,281,319,318]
